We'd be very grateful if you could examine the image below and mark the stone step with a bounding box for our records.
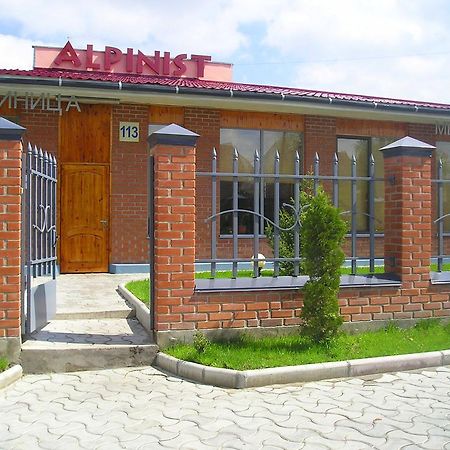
[21,318,158,374]
[55,305,135,320]
[54,273,143,320]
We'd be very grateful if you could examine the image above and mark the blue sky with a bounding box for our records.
[0,0,449,103]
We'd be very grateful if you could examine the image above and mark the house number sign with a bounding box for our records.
[119,122,140,142]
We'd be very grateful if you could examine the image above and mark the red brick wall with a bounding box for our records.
[407,123,436,146]
[151,141,197,332]
[157,283,450,332]
[0,139,22,339]
[111,104,149,263]
[304,115,337,174]
[153,126,450,336]
[183,108,220,259]
[384,152,432,283]
[20,110,59,156]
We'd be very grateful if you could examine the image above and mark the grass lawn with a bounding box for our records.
[0,356,8,373]
[166,320,450,370]
[125,279,150,305]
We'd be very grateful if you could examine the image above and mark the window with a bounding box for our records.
[219,129,303,235]
[436,141,450,232]
[337,137,392,233]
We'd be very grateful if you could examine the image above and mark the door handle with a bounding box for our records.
[100,219,109,227]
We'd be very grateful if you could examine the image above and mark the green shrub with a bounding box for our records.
[193,331,210,353]
[300,187,347,343]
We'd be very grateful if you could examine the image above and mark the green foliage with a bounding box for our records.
[193,331,210,353]
[300,187,347,344]
[266,178,314,275]
[413,318,440,331]
[384,321,400,333]
[0,356,8,373]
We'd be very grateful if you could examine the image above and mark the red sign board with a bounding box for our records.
[36,41,218,79]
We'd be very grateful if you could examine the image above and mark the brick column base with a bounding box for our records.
[0,118,26,362]
[148,125,199,339]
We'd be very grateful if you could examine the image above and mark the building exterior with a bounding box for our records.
[1,41,450,274]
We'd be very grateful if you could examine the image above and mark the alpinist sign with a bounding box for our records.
[47,41,212,78]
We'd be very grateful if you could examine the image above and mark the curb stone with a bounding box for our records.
[155,350,450,389]
[118,284,151,334]
[0,365,22,390]
[118,284,450,388]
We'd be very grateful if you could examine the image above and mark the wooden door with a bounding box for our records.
[60,164,109,273]
[59,104,111,273]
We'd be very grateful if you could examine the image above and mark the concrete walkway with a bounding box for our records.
[55,273,148,319]
[21,273,156,373]
[1,365,449,449]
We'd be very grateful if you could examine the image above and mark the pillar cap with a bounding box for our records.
[147,123,199,148]
[0,117,26,141]
[380,136,435,157]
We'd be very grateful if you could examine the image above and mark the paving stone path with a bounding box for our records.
[0,366,449,449]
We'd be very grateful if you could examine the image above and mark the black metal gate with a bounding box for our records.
[22,143,58,335]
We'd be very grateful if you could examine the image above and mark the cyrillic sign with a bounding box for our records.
[0,91,81,115]
[436,124,450,136]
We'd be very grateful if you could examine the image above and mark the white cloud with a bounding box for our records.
[0,0,449,102]
[0,0,249,60]
[256,0,450,102]
[291,54,450,103]
[0,35,38,69]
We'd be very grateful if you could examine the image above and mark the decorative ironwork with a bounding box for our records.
[23,143,58,334]
[432,158,450,272]
[196,147,386,278]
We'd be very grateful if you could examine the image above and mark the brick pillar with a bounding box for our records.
[382,136,435,288]
[0,117,26,362]
[147,124,199,337]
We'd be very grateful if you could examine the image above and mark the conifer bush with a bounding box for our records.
[300,187,347,343]
[266,184,347,343]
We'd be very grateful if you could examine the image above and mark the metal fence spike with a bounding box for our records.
[275,149,280,160]
[212,147,217,159]
[439,158,443,168]
[295,150,300,162]
[27,142,33,153]
[369,153,375,164]
[333,152,339,162]
[254,148,260,160]
[314,152,320,162]
[352,153,357,163]
[233,147,239,160]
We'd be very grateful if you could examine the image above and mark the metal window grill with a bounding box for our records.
[433,158,450,272]
[196,148,386,278]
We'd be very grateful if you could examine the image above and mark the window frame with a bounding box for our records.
[435,140,450,235]
[219,127,304,238]
[336,135,386,236]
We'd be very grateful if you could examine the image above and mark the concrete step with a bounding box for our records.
[21,318,158,374]
[54,273,143,320]
[55,305,135,320]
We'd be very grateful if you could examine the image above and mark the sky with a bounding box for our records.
[0,0,449,104]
